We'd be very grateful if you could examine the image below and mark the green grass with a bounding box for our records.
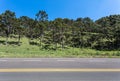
[0,37,120,58]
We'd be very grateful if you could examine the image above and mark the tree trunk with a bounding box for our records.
[5,30,9,45]
[6,36,8,45]
[18,33,21,45]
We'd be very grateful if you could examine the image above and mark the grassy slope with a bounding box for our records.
[0,37,120,58]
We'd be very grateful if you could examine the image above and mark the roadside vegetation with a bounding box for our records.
[0,37,120,58]
[0,10,120,58]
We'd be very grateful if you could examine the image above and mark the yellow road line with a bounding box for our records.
[0,68,120,72]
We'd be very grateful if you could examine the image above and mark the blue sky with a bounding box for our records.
[1,0,120,20]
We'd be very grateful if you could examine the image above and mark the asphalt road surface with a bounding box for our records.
[0,58,120,81]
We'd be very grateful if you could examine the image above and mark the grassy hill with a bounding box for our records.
[0,37,120,58]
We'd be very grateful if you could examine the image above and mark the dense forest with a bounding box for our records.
[0,10,120,51]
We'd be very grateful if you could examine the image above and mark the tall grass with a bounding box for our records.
[0,37,120,58]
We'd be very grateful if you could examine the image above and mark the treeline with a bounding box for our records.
[0,10,120,50]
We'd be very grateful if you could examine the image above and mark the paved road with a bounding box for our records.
[0,58,120,81]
